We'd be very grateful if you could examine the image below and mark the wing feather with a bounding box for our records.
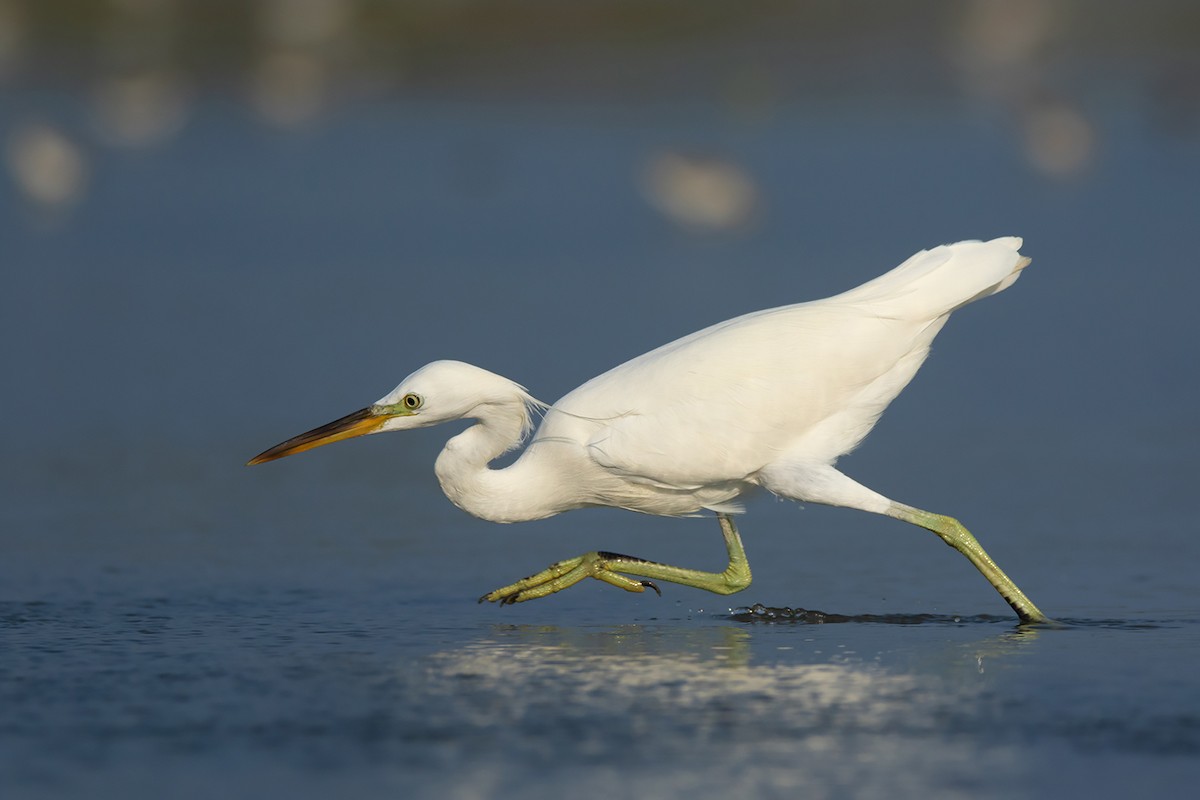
[534,238,1028,490]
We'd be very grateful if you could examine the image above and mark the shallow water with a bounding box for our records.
[4,7,1200,797]
[5,579,1199,799]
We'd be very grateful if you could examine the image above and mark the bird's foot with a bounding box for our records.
[479,550,663,605]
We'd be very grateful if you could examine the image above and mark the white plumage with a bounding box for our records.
[249,237,1047,622]
[428,236,1026,520]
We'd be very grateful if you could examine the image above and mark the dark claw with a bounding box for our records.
[640,580,662,597]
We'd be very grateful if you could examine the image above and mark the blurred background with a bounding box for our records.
[3,0,1198,598]
[2,2,1199,798]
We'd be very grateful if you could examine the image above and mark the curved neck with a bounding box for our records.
[433,404,564,523]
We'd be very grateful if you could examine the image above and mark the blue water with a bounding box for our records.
[4,15,1200,797]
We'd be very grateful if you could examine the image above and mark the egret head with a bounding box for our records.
[247,360,539,465]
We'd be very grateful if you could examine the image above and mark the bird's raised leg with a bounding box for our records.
[480,513,752,605]
[756,462,1048,624]
[887,503,1049,624]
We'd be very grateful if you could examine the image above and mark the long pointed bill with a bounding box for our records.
[247,407,387,466]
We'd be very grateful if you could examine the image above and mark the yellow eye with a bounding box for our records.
[402,393,422,410]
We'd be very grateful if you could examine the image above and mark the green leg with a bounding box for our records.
[480,513,753,605]
[888,503,1049,624]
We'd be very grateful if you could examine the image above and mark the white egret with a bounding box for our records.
[249,237,1048,623]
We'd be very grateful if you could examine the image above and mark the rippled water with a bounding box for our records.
[5,580,1198,798]
[4,24,1200,797]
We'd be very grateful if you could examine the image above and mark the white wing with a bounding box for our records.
[534,238,1028,490]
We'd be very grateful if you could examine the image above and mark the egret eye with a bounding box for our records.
[401,393,422,410]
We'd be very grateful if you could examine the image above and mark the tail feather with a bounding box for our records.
[838,237,1029,320]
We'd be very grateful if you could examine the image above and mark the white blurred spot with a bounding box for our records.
[0,0,26,78]
[953,0,1097,179]
[249,0,351,127]
[5,121,89,211]
[1022,100,1095,178]
[92,70,190,147]
[250,51,329,128]
[958,0,1056,74]
[640,152,760,233]
[260,0,350,48]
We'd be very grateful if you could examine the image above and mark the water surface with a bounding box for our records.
[3,6,1199,797]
